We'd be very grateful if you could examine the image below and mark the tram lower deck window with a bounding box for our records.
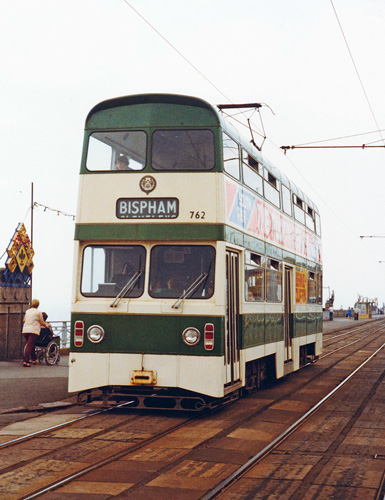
[308,272,316,304]
[245,251,264,301]
[266,259,282,302]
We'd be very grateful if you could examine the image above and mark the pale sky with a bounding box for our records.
[1,0,385,319]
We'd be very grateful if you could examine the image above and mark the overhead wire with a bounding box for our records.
[122,0,233,105]
[285,128,385,148]
[330,0,385,147]
[282,5,385,151]
[122,1,383,266]
[122,0,270,147]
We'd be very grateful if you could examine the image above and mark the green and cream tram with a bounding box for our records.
[69,94,322,410]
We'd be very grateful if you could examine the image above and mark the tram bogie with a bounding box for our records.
[69,93,322,411]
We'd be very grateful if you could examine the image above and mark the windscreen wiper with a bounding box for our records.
[172,273,208,309]
[110,270,143,308]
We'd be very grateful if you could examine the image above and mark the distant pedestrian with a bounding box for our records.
[347,307,352,319]
[22,299,47,367]
[329,305,334,321]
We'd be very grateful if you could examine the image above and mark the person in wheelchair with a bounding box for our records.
[36,313,53,346]
[31,312,60,365]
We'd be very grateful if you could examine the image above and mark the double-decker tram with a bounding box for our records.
[69,94,322,410]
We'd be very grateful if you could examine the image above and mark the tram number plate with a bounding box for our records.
[116,198,179,219]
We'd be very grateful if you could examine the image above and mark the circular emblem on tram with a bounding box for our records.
[139,175,157,194]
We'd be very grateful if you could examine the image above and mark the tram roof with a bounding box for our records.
[88,93,318,213]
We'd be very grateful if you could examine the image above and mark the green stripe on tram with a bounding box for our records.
[75,223,227,241]
[74,223,320,272]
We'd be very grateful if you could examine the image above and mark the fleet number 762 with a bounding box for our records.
[190,211,206,219]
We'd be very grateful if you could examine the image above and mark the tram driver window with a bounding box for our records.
[222,133,240,179]
[266,259,282,302]
[245,252,264,301]
[86,131,147,171]
[149,245,215,299]
[81,245,146,297]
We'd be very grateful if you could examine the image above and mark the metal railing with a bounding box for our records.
[51,321,70,348]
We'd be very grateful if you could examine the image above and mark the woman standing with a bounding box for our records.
[22,299,47,367]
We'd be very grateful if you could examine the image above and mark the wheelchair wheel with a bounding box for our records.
[37,349,44,363]
[45,341,60,365]
[23,343,43,363]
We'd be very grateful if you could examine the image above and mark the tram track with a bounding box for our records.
[321,323,385,359]
[322,319,385,348]
[0,407,205,500]
[202,337,385,499]
[0,401,136,451]
[2,321,385,499]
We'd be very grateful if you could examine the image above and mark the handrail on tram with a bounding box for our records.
[172,273,208,309]
[110,270,143,308]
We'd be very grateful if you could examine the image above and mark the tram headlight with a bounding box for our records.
[87,325,105,343]
[182,327,201,346]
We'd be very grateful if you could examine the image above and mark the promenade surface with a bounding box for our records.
[0,355,72,418]
[322,315,381,333]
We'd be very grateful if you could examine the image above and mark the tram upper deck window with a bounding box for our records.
[315,213,321,236]
[223,133,240,179]
[266,259,282,302]
[86,131,146,171]
[152,130,214,170]
[242,150,262,195]
[263,172,280,208]
[149,245,215,299]
[305,207,315,231]
[282,185,292,216]
[81,245,146,297]
[293,195,305,224]
[245,251,264,301]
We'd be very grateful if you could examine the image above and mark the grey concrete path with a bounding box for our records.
[322,315,384,333]
[0,356,71,413]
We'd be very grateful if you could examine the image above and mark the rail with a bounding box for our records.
[50,321,70,348]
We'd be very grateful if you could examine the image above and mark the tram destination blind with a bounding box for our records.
[116,198,179,219]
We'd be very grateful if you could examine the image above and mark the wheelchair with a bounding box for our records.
[24,330,61,365]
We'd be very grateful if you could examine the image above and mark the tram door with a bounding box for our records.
[225,250,240,386]
[284,266,293,361]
